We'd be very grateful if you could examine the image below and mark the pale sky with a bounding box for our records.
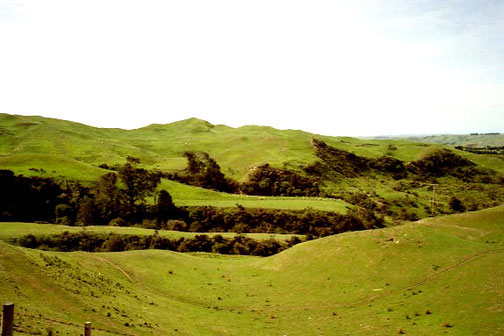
[0,0,503,136]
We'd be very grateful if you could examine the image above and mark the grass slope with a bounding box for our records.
[0,223,302,242]
[4,113,502,180]
[1,206,503,335]
[161,180,350,212]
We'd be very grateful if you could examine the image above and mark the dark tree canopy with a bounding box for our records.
[0,169,63,222]
[174,152,237,193]
[241,164,322,197]
[156,189,178,223]
[78,158,162,225]
[118,159,161,209]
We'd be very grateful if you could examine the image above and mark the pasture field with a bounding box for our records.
[0,206,502,335]
[161,180,351,212]
[0,222,303,242]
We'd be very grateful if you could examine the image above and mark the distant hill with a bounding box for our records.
[400,133,504,147]
[2,113,502,180]
[1,113,503,220]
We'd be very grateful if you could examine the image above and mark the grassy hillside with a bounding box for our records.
[5,113,502,180]
[1,113,502,219]
[1,206,503,335]
[161,180,350,212]
[0,222,302,242]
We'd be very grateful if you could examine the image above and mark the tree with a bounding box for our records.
[156,190,177,223]
[449,197,466,213]
[82,158,162,225]
[92,172,123,224]
[175,152,237,193]
[118,158,161,213]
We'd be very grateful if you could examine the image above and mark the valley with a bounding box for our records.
[0,113,503,335]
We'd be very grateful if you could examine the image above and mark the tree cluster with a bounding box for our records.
[77,157,177,226]
[0,170,64,222]
[306,138,373,178]
[0,158,179,226]
[455,146,504,155]
[173,206,383,237]
[306,138,409,180]
[242,164,322,197]
[172,151,323,197]
[407,149,475,176]
[0,162,384,238]
[15,232,302,256]
[306,139,498,183]
[172,152,238,193]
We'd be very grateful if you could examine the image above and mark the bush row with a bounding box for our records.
[173,205,383,237]
[15,232,302,256]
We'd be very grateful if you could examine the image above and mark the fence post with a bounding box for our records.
[84,321,92,336]
[84,322,91,336]
[2,303,14,336]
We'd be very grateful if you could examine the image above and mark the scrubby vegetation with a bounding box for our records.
[172,151,322,197]
[1,115,503,243]
[455,145,504,155]
[241,164,321,197]
[307,138,495,182]
[171,152,238,193]
[15,231,301,256]
[306,138,376,178]
[304,139,504,220]
[0,159,383,238]
[178,205,382,236]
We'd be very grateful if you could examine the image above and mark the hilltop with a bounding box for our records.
[1,113,503,177]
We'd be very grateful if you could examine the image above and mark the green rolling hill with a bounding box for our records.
[1,113,503,335]
[4,113,502,181]
[0,206,503,335]
[403,133,504,147]
[1,113,503,218]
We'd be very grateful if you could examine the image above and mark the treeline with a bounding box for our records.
[0,170,65,222]
[455,145,504,155]
[0,158,178,226]
[15,232,302,256]
[0,161,383,237]
[306,139,498,182]
[171,205,383,237]
[241,164,321,196]
[306,138,412,180]
[171,152,238,193]
[77,157,177,226]
[169,152,323,197]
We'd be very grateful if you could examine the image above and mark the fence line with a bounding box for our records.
[2,303,137,336]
